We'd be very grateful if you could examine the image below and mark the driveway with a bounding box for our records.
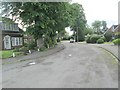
[2,41,118,88]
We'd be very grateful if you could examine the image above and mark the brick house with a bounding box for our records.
[0,20,23,50]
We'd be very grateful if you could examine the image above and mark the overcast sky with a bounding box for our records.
[72,0,119,28]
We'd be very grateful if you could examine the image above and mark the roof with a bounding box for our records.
[0,22,20,32]
[104,25,119,34]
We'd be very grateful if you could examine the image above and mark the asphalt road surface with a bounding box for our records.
[2,41,118,88]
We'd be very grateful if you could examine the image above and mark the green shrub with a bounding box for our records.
[104,31,113,42]
[100,36,106,42]
[86,35,91,43]
[19,46,29,53]
[13,48,19,52]
[97,39,104,44]
[115,34,120,39]
[23,43,28,47]
[90,35,101,43]
[39,46,46,51]
[57,38,60,42]
[112,38,120,45]
[27,41,36,50]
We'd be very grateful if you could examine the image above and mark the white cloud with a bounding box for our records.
[72,0,119,27]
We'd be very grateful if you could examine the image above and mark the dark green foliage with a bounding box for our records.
[13,48,20,52]
[97,38,104,44]
[2,2,86,46]
[69,3,87,42]
[19,46,29,54]
[57,38,61,42]
[92,20,107,34]
[86,35,91,43]
[114,34,120,39]
[90,35,101,43]
[100,36,106,42]
[86,34,101,43]
[104,31,113,42]
[84,25,93,35]
[63,36,70,40]
[27,41,36,50]
[112,38,120,45]
[39,46,46,51]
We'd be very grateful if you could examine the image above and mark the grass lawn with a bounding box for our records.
[104,42,114,44]
[0,50,24,59]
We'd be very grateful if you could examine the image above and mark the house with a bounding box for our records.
[104,25,120,34]
[114,24,120,34]
[104,25,120,39]
[0,20,23,50]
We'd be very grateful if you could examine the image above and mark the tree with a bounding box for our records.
[2,2,87,46]
[84,24,93,35]
[92,20,101,34]
[92,20,108,34]
[2,2,71,48]
[69,3,87,42]
[101,21,107,33]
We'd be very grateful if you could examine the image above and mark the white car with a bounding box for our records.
[70,39,75,43]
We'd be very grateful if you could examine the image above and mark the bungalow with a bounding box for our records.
[0,20,23,50]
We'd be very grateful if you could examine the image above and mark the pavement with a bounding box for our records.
[88,43,119,61]
[2,41,118,88]
[2,43,65,65]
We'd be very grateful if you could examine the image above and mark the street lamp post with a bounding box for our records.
[77,27,79,42]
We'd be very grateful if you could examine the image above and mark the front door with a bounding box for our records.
[4,35,11,49]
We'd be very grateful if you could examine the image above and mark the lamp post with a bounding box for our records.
[77,27,79,42]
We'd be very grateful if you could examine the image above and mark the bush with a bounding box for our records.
[104,31,113,42]
[100,36,106,42]
[114,33,120,39]
[13,48,19,52]
[86,35,91,43]
[57,38,60,42]
[39,46,46,51]
[19,46,29,54]
[97,39,104,44]
[90,35,101,43]
[112,38,120,45]
[27,41,36,50]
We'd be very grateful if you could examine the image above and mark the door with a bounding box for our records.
[4,35,11,49]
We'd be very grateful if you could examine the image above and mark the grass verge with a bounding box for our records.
[0,50,24,59]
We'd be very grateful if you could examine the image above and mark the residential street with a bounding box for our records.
[2,41,118,88]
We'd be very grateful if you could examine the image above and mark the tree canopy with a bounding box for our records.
[2,2,87,47]
[92,20,107,34]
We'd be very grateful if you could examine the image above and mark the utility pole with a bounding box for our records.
[77,27,79,42]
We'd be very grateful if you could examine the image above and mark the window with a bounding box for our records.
[14,24,19,31]
[19,38,23,45]
[12,37,22,46]
[6,24,9,30]
[16,38,19,46]
[12,37,15,46]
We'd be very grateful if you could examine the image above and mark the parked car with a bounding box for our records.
[70,39,75,43]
